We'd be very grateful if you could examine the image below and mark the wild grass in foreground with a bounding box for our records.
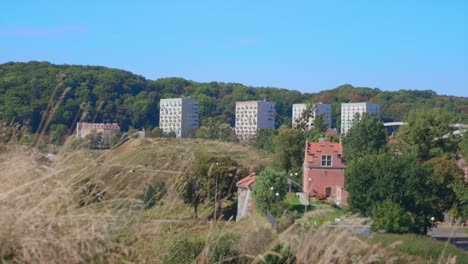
[0,138,467,263]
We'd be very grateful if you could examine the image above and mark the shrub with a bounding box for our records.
[76,181,107,207]
[209,233,241,263]
[276,212,296,233]
[238,227,275,257]
[165,131,177,138]
[263,244,296,264]
[138,181,166,209]
[150,127,164,138]
[164,237,205,263]
[164,234,241,264]
[371,200,414,233]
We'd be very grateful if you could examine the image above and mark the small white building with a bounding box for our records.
[292,103,332,129]
[236,172,256,221]
[235,100,275,140]
[341,102,380,134]
[159,98,199,138]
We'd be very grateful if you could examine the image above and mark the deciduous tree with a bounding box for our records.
[342,113,387,161]
[51,124,68,146]
[253,128,278,152]
[252,168,288,215]
[346,153,453,234]
[398,109,457,160]
[176,155,240,218]
[272,126,305,173]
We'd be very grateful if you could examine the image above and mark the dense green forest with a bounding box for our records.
[0,61,466,133]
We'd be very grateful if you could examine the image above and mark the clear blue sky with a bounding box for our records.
[1,0,467,97]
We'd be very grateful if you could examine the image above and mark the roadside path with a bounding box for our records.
[428,224,468,251]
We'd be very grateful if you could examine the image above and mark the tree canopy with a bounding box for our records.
[176,155,240,218]
[272,126,305,173]
[398,109,459,160]
[252,168,288,216]
[1,61,466,136]
[342,113,387,161]
[346,153,456,234]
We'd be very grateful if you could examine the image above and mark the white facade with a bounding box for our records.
[292,103,332,129]
[159,98,199,138]
[341,102,380,134]
[235,100,275,140]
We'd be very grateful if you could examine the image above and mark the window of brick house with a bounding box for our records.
[321,155,332,167]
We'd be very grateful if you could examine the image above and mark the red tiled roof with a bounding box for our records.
[304,140,345,168]
[78,122,120,130]
[236,172,256,187]
[306,140,342,155]
[325,128,338,136]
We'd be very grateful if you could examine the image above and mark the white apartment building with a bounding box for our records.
[292,103,332,129]
[341,102,380,134]
[159,98,199,138]
[235,100,275,140]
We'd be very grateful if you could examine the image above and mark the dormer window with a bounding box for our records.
[321,155,332,167]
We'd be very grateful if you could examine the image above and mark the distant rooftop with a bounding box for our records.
[236,172,256,188]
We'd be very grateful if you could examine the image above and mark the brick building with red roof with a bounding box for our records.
[303,138,348,205]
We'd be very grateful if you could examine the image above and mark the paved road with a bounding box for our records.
[428,225,468,251]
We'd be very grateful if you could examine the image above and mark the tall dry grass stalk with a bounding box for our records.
[0,140,163,262]
[0,137,235,263]
[35,74,65,141]
[91,101,105,124]
[35,86,71,148]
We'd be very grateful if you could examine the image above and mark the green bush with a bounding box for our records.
[209,233,241,263]
[276,212,296,233]
[252,168,288,216]
[165,131,177,138]
[138,181,166,209]
[263,244,296,264]
[164,237,205,263]
[371,200,414,233]
[164,234,242,264]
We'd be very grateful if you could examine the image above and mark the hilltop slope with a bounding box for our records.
[1,138,467,263]
[0,138,271,262]
[1,61,466,133]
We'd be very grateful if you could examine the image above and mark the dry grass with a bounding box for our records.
[0,137,466,263]
[0,137,270,263]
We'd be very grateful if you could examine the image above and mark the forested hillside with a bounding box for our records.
[0,61,466,132]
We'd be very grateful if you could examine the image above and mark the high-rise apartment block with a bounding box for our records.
[159,98,199,138]
[341,102,380,134]
[235,100,275,140]
[292,103,332,129]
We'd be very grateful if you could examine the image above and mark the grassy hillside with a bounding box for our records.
[0,137,272,262]
[1,138,467,263]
